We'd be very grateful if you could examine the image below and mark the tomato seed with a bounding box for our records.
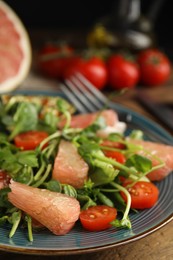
[89,214,96,219]
[102,208,108,214]
[140,184,152,194]
[128,187,139,196]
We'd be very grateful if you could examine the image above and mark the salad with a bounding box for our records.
[0,94,173,242]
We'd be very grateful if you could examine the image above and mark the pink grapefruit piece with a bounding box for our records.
[53,140,89,188]
[8,180,80,235]
[0,1,32,93]
[58,109,119,129]
[127,139,173,181]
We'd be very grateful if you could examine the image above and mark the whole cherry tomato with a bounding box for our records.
[107,54,140,89]
[137,49,171,86]
[38,43,74,79]
[63,56,108,90]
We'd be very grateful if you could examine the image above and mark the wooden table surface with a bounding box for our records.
[0,29,173,260]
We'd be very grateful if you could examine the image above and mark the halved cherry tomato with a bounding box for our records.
[104,150,126,164]
[120,181,159,209]
[79,205,117,231]
[14,131,49,150]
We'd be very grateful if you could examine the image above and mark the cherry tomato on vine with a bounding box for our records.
[79,205,117,231]
[38,43,74,79]
[63,56,108,90]
[137,49,171,86]
[14,130,49,150]
[120,181,159,209]
[107,54,140,89]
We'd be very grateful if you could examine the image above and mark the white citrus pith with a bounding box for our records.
[0,1,32,93]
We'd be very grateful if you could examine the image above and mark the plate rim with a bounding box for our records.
[0,89,173,255]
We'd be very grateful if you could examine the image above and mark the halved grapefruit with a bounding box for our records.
[0,1,32,93]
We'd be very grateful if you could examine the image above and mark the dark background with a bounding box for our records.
[4,0,173,57]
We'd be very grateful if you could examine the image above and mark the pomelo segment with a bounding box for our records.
[53,140,89,188]
[8,180,80,235]
[127,139,173,181]
[59,109,119,129]
[0,1,32,93]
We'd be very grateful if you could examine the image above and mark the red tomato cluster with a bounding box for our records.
[38,43,171,90]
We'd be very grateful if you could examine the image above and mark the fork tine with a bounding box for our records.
[75,73,109,106]
[60,83,88,113]
[70,75,106,111]
[60,73,110,114]
[64,78,97,112]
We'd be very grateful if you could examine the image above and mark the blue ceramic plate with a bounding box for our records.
[0,90,173,255]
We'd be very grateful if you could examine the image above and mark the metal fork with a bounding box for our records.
[59,73,110,113]
[59,74,173,144]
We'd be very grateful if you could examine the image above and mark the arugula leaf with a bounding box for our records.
[63,184,78,198]
[14,166,34,185]
[90,165,119,186]
[9,102,38,140]
[16,151,39,168]
[0,147,38,180]
[125,154,152,173]
[0,147,22,176]
[0,133,8,142]
[42,111,59,132]
[43,179,62,192]
[129,130,144,140]
[106,132,125,142]
[77,193,97,210]
[56,99,72,129]
[1,115,14,129]
[0,188,12,208]
[78,141,100,161]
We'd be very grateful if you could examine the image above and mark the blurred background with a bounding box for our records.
[5,0,173,59]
